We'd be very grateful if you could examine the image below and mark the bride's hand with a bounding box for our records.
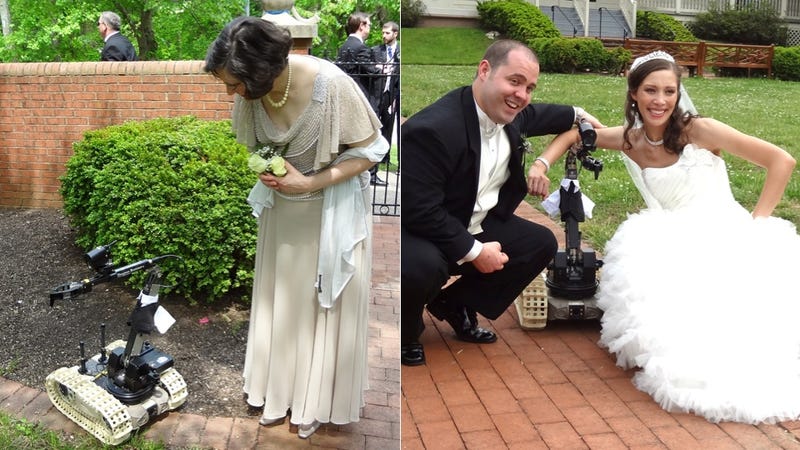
[260,161,311,194]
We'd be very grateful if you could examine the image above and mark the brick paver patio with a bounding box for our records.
[402,202,800,449]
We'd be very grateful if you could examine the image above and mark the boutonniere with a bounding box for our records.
[519,134,533,154]
[248,143,287,177]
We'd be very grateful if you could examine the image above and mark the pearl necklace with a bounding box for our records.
[265,61,292,109]
[643,132,663,146]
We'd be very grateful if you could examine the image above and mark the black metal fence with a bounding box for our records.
[334,58,400,217]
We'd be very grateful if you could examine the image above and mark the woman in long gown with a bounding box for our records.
[527,51,800,424]
[204,17,387,438]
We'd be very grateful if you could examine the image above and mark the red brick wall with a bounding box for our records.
[0,60,234,208]
[0,60,235,208]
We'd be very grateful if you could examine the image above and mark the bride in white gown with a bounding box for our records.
[527,51,800,424]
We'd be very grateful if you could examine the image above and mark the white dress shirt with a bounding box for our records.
[458,102,512,264]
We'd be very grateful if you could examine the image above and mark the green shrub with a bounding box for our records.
[531,37,631,74]
[773,46,800,81]
[401,0,427,27]
[689,2,787,45]
[60,116,257,303]
[636,11,697,42]
[477,0,561,42]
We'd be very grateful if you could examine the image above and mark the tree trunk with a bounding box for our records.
[0,0,11,36]
[135,8,157,60]
[114,1,158,60]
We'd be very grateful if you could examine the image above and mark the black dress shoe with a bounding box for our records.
[370,175,389,186]
[401,342,426,366]
[426,300,497,344]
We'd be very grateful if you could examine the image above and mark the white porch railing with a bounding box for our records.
[421,0,800,22]
[637,0,800,18]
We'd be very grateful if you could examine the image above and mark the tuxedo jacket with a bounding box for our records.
[101,33,137,61]
[401,86,575,263]
[337,36,380,105]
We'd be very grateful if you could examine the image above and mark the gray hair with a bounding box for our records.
[100,11,122,31]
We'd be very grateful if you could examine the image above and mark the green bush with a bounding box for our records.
[477,0,561,42]
[401,0,427,27]
[531,37,631,74]
[636,11,697,42]
[689,2,787,45]
[60,116,257,303]
[773,46,800,81]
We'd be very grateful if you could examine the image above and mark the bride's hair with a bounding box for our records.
[623,58,696,154]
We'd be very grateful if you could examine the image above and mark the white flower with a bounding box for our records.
[250,143,287,177]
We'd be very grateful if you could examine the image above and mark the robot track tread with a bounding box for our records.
[45,366,133,445]
[45,340,188,445]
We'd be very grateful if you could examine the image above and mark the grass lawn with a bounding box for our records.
[0,410,186,450]
[401,27,493,65]
[400,27,800,250]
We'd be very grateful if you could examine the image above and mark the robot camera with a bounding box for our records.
[575,121,603,179]
[578,120,597,151]
[85,242,116,274]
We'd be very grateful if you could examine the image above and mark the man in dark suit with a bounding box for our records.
[98,11,137,61]
[401,40,601,366]
[337,12,386,186]
[337,12,381,104]
[371,21,399,145]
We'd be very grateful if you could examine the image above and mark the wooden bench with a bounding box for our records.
[622,38,774,77]
[623,39,702,75]
[702,42,774,77]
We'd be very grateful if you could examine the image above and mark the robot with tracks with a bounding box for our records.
[46,243,187,445]
[516,121,605,328]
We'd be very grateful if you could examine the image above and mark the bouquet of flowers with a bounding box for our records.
[248,143,287,177]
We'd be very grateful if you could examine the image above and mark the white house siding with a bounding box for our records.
[424,0,481,18]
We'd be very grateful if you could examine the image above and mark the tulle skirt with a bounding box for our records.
[598,204,800,424]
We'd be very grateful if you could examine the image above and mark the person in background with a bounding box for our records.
[371,21,399,144]
[336,12,387,186]
[533,51,799,424]
[98,11,137,61]
[204,16,387,438]
[337,11,381,99]
[401,40,602,366]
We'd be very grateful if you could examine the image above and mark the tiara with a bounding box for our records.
[630,50,675,73]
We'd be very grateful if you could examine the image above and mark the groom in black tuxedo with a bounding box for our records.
[401,40,601,366]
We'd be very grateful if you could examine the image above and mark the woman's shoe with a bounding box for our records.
[298,420,321,439]
[259,415,286,426]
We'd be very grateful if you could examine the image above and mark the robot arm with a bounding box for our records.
[49,243,178,306]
